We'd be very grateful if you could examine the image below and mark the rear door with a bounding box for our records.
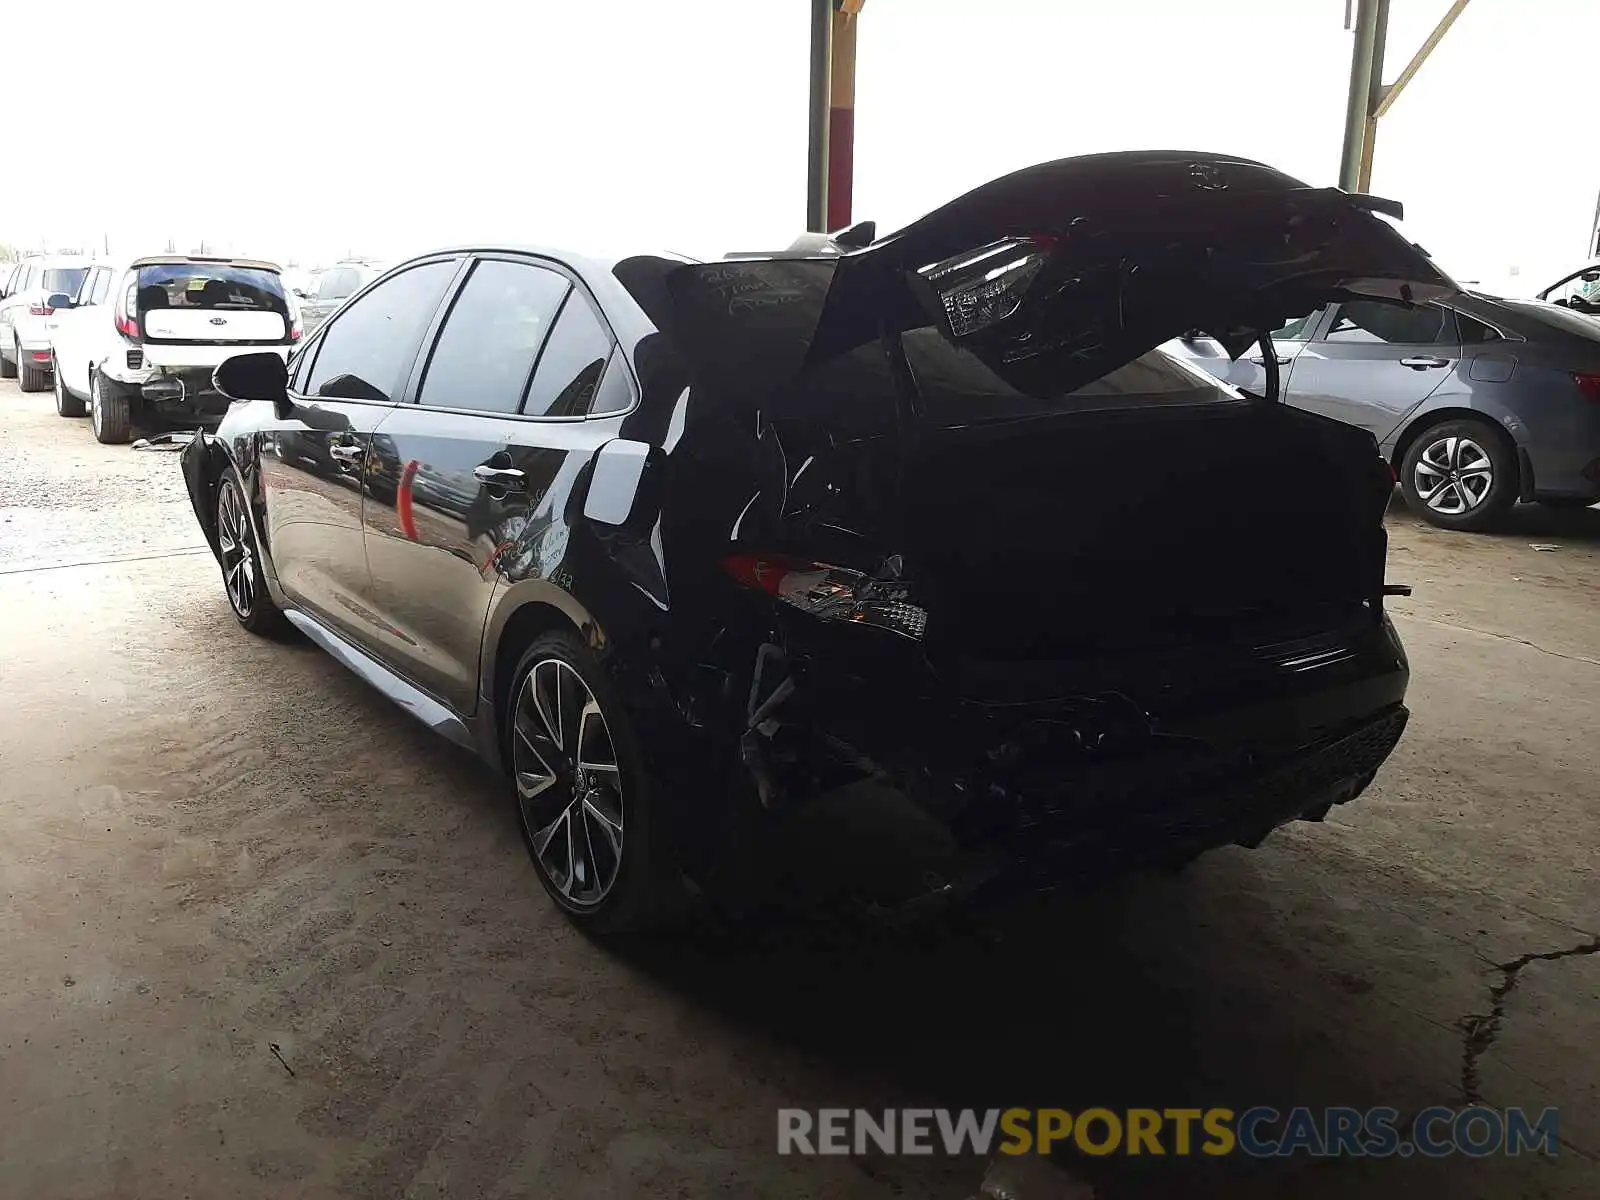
[47,266,111,395]
[1281,299,1460,439]
[1163,309,1322,396]
[255,256,461,645]
[360,253,620,711]
[0,261,33,354]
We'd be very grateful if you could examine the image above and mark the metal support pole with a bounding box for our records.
[806,0,833,233]
[1356,0,1390,192]
[825,5,860,232]
[1339,0,1383,192]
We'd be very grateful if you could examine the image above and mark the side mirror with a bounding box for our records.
[213,351,290,416]
[46,292,74,311]
[1582,272,1600,283]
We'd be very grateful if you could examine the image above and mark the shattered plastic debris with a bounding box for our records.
[1529,543,1560,552]
[975,1155,1095,1200]
[130,431,198,452]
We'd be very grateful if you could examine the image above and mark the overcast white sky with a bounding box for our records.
[2,0,1594,294]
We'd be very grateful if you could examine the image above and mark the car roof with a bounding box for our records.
[21,254,93,268]
[130,255,283,272]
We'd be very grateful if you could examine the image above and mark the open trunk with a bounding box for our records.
[897,399,1391,665]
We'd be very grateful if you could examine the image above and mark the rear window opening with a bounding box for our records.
[136,264,288,313]
[136,263,290,345]
[43,268,88,296]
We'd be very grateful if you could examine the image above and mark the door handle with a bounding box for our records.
[1399,356,1450,370]
[474,465,527,491]
[328,442,365,463]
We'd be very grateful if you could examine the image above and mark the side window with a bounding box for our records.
[588,350,635,416]
[1457,313,1502,344]
[304,260,456,403]
[90,268,113,305]
[1274,309,1320,341]
[316,268,352,301]
[416,259,569,414]
[1325,301,1451,345]
[524,291,613,418]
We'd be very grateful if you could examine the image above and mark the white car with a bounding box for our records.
[48,255,301,443]
[0,254,92,391]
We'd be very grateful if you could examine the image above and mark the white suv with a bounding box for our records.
[0,254,92,391]
[48,256,301,443]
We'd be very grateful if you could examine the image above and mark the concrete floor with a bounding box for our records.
[1,381,1597,1199]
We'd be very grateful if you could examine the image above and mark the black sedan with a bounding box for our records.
[182,151,1439,932]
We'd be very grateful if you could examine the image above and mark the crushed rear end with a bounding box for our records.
[628,152,1445,902]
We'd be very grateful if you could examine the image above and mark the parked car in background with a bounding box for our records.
[181,152,1435,932]
[1166,291,1600,529]
[1536,263,1600,314]
[0,254,91,391]
[296,258,387,335]
[48,255,300,443]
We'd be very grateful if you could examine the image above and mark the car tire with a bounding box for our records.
[0,340,15,380]
[52,355,86,417]
[215,474,288,637]
[505,629,682,934]
[16,341,48,392]
[90,370,133,444]
[1398,417,1516,532]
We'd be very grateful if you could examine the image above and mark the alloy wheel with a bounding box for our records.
[52,357,63,407]
[90,375,102,438]
[216,481,256,618]
[1413,435,1493,515]
[512,658,625,907]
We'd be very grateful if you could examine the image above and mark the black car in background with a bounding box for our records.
[182,152,1444,932]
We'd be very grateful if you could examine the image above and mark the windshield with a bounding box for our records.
[42,268,88,295]
[135,264,288,315]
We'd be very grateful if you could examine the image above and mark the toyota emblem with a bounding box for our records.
[209,316,227,326]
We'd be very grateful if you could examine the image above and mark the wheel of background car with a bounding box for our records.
[17,339,49,392]
[1398,417,1516,532]
[89,371,133,444]
[0,339,15,380]
[506,630,678,933]
[52,354,85,417]
[215,474,288,637]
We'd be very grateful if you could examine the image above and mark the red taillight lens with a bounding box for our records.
[1574,372,1600,402]
[28,302,52,317]
[115,313,139,337]
[722,554,928,641]
[915,236,1052,339]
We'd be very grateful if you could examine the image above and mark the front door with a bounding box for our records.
[360,254,619,712]
[1282,300,1460,440]
[256,257,460,644]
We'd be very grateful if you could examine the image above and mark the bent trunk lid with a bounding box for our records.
[801,150,1455,394]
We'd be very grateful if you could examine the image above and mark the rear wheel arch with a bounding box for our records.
[489,599,591,741]
[1390,406,1522,488]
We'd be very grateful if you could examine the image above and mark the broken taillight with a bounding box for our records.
[915,236,1052,338]
[1573,372,1600,403]
[722,554,928,641]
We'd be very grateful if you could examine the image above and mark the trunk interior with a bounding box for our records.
[898,402,1389,663]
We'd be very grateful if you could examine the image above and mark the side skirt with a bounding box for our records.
[282,609,479,755]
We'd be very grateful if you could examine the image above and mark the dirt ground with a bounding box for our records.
[1,382,1597,1199]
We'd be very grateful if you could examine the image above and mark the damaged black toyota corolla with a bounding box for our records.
[182,152,1445,931]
